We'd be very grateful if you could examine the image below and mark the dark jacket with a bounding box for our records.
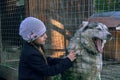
[18,42,72,80]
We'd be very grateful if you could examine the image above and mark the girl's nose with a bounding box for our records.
[44,33,47,38]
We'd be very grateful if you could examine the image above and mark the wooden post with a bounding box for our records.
[115,30,120,60]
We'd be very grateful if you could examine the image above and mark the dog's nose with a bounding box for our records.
[107,34,112,40]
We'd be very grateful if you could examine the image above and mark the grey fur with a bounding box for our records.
[62,21,112,80]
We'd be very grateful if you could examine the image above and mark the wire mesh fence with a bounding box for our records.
[0,0,120,80]
[0,0,24,68]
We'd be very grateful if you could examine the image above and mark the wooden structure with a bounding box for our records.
[88,17,120,61]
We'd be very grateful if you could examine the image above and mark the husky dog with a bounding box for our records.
[62,21,112,80]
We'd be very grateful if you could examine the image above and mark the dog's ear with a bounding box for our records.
[87,22,98,28]
[82,21,89,27]
[79,21,89,32]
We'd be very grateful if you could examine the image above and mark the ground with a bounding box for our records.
[101,61,120,80]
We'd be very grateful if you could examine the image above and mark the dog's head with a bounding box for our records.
[75,21,112,54]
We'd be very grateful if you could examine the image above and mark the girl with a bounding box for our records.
[18,17,76,80]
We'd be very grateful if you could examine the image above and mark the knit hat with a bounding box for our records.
[19,17,46,42]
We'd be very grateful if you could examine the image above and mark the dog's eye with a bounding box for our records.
[97,28,102,30]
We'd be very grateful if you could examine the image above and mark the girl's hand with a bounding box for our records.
[67,50,76,61]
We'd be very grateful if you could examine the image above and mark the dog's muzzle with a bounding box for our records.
[93,33,112,53]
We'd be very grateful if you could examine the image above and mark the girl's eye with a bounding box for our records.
[41,33,46,37]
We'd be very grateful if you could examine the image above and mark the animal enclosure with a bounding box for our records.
[0,0,120,80]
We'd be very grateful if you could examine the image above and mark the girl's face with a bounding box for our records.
[34,33,47,45]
